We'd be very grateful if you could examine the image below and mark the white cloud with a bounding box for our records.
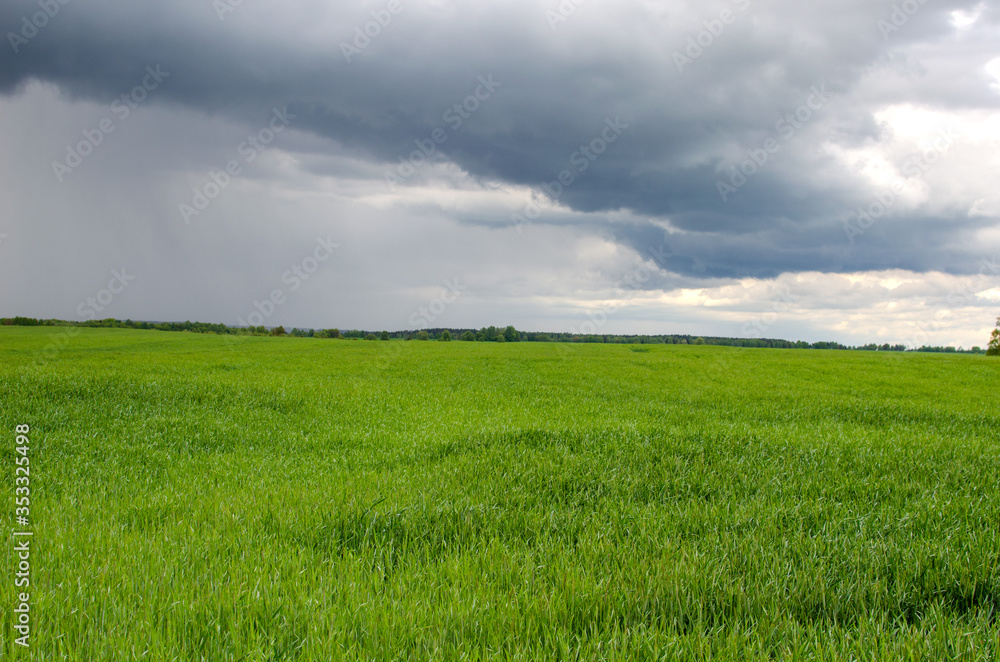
[950,5,983,29]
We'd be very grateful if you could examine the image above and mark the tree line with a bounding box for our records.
[2,317,994,354]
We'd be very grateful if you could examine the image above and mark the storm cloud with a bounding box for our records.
[1,0,998,345]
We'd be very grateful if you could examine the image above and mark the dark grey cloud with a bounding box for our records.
[1,0,998,342]
[5,0,995,278]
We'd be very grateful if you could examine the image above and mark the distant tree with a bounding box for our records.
[496,334,506,343]
[692,337,706,345]
[988,317,1000,356]
[327,328,341,339]
[380,330,390,341]
[270,326,286,336]
[461,331,475,341]
[440,330,452,341]
[417,330,430,341]
[365,333,377,341]
[503,325,519,342]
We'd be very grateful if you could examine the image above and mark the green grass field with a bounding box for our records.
[2,327,999,660]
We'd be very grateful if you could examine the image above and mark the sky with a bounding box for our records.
[1,0,998,347]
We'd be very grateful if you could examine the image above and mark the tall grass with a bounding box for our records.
[2,327,998,660]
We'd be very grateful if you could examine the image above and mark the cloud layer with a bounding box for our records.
[1,0,998,345]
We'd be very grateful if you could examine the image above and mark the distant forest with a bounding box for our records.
[1,317,987,354]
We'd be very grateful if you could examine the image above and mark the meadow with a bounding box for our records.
[1,326,998,660]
